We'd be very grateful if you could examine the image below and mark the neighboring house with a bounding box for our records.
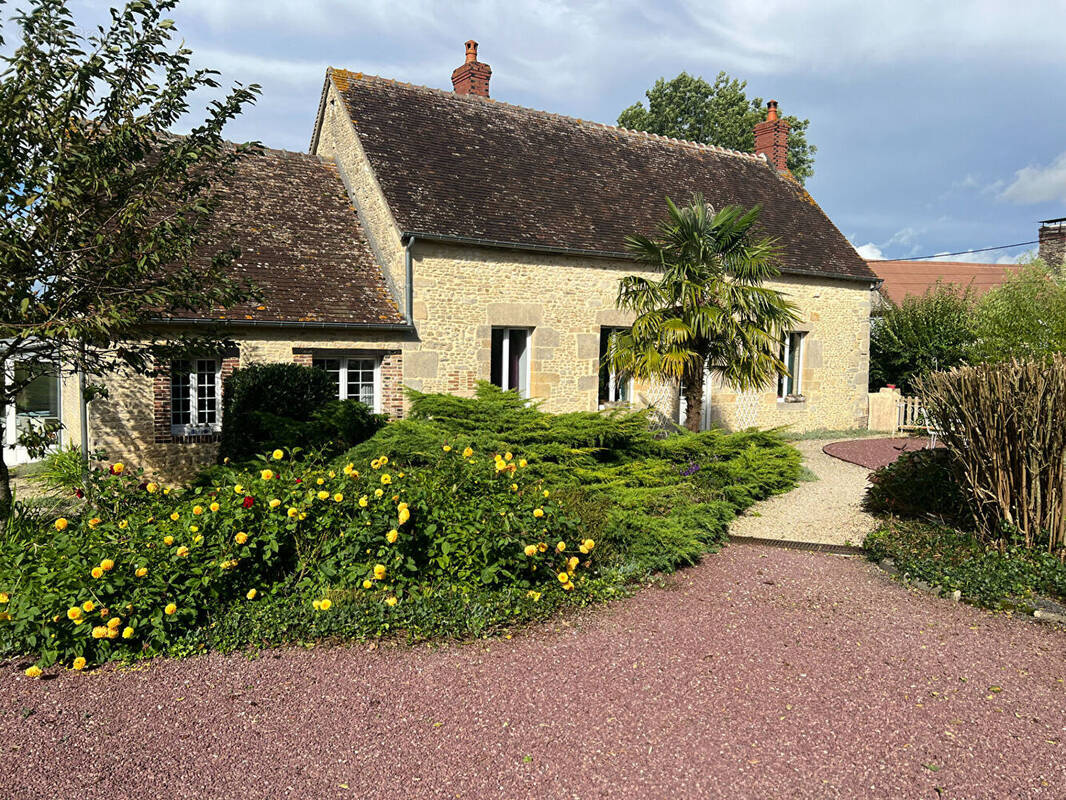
[866,259,1025,308]
[27,42,878,479]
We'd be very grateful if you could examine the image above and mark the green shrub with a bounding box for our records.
[863,447,971,524]
[218,363,384,462]
[972,261,1066,363]
[864,519,1066,610]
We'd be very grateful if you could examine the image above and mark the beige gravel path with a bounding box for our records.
[729,438,877,546]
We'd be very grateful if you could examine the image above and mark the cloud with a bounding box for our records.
[852,242,884,260]
[999,152,1066,205]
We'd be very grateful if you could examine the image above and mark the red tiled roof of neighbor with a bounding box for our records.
[169,147,403,327]
[319,71,877,283]
[867,260,1025,305]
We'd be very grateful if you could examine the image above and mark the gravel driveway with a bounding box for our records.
[5,544,1063,800]
[729,438,877,546]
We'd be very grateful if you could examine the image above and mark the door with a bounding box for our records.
[2,361,62,466]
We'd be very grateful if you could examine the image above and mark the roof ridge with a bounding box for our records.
[328,68,766,163]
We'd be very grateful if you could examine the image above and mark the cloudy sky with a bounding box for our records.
[21,0,1066,262]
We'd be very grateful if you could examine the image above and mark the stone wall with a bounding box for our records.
[79,328,409,482]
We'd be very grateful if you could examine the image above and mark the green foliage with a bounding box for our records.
[869,283,977,393]
[218,364,384,462]
[863,447,971,524]
[608,195,799,430]
[971,262,1066,363]
[618,72,817,184]
[864,519,1066,611]
[0,0,261,510]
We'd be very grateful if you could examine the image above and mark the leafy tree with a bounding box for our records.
[972,261,1066,363]
[618,72,817,184]
[0,0,261,517]
[607,195,799,432]
[869,283,977,393]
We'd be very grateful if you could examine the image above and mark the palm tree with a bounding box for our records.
[607,194,800,432]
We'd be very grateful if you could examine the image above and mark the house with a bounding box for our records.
[13,42,878,478]
[866,259,1025,307]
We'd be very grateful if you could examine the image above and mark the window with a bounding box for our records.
[490,328,531,398]
[171,359,221,434]
[778,332,806,399]
[598,327,631,406]
[313,356,381,412]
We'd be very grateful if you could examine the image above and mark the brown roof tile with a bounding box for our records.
[175,147,403,326]
[867,260,1024,305]
[323,71,876,283]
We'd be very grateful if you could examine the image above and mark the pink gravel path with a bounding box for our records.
[823,436,935,470]
[4,544,1064,800]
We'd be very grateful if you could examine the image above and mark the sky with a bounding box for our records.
[16,0,1066,263]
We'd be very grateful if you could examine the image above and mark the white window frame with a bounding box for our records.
[778,332,806,400]
[491,328,532,399]
[170,358,222,436]
[598,327,633,408]
[2,358,63,465]
[313,355,382,413]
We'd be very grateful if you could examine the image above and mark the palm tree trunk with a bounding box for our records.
[683,369,705,432]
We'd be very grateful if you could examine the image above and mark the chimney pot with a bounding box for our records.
[766,100,778,122]
[452,40,492,97]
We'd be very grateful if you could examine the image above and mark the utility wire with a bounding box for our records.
[876,240,1039,262]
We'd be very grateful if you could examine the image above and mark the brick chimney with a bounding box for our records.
[1039,218,1066,269]
[753,100,789,173]
[451,40,491,98]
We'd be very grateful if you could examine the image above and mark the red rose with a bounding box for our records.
[242,496,254,509]
[74,488,84,499]
[294,478,303,484]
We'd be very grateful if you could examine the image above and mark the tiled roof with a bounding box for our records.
[323,70,876,283]
[867,260,1024,305]
[173,147,403,326]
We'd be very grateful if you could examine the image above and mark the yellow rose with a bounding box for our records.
[246,589,257,600]
[381,474,392,485]
[118,520,129,530]
[583,539,596,551]
[103,558,117,572]
[163,535,174,545]
[0,593,7,604]
[189,525,199,533]
[386,529,399,544]
[511,483,518,492]
[91,625,107,639]
[317,490,329,501]
[564,581,575,591]
[380,456,389,466]
[316,477,325,486]
[169,512,180,521]
[519,459,528,468]
[537,542,548,553]
[164,603,177,615]
[235,532,248,544]
[568,556,580,571]
[122,627,134,639]
[192,505,203,515]
[443,445,452,452]
[398,502,408,511]
[234,484,244,494]
[269,498,281,508]
[385,596,398,607]
[193,535,202,543]
[373,564,386,580]
[504,451,513,461]
[557,571,569,583]
[272,449,284,460]
[358,496,369,507]
[146,482,159,493]
[107,616,122,629]
[25,665,42,678]
[54,518,68,531]
[112,462,125,474]
[260,469,273,481]
[524,545,537,557]
[362,579,373,589]
[287,507,299,518]
[556,541,566,552]
[462,446,473,458]
[163,488,171,495]
[176,546,189,557]
[374,488,384,498]
[299,512,307,520]
[209,502,220,512]
[349,470,360,479]
[398,507,411,525]
[334,493,344,503]
[533,508,545,518]
[543,490,550,498]
[82,600,95,612]
[136,567,148,578]
[88,517,101,528]
[91,567,103,579]
[72,657,87,670]
[371,458,381,470]
[579,545,589,554]
[67,606,82,620]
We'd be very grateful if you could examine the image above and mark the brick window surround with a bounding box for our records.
[153,350,239,444]
[294,348,403,419]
